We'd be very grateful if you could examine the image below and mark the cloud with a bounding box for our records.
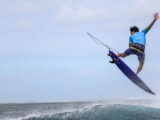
[0,0,58,14]
[56,4,110,24]
[55,0,160,24]
[118,0,160,19]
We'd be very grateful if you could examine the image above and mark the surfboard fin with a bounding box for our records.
[109,60,115,64]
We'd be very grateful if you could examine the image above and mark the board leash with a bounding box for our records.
[87,32,119,54]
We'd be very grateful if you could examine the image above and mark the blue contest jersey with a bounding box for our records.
[129,29,148,46]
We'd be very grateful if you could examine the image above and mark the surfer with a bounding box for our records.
[116,13,159,75]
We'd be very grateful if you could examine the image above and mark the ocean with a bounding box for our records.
[1,99,160,120]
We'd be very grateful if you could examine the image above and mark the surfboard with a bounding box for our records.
[108,50,155,95]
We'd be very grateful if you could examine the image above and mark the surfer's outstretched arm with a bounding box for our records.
[145,13,159,32]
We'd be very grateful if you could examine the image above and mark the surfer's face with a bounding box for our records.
[131,31,135,35]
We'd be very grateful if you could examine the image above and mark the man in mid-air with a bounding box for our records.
[116,13,159,75]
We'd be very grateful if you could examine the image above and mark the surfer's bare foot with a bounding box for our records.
[116,54,119,56]
[136,71,140,75]
[117,53,126,58]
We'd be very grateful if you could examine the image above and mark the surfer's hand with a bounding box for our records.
[154,13,159,20]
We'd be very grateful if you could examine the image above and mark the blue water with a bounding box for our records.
[0,100,160,120]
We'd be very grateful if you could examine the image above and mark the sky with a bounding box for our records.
[0,0,160,103]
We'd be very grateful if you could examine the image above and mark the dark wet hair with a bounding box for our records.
[130,26,139,32]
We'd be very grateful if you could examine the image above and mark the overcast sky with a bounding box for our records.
[0,0,160,103]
